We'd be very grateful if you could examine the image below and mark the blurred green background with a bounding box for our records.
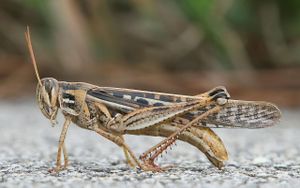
[0,0,299,107]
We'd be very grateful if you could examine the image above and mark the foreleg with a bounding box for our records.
[49,118,71,173]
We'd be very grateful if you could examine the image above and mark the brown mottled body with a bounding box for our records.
[25,27,281,173]
[57,82,230,169]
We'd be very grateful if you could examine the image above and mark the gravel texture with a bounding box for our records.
[0,100,299,188]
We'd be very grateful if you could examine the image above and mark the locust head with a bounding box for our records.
[36,78,60,125]
[25,27,59,126]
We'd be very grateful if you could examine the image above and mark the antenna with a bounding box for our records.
[25,26,42,86]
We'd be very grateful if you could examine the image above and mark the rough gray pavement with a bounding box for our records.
[0,100,299,188]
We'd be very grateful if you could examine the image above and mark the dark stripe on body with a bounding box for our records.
[208,88,226,97]
[153,102,164,107]
[105,89,193,103]
[136,98,149,106]
[159,95,175,102]
[62,93,75,109]
[145,93,155,99]
[87,90,141,108]
[62,93,75,101]
[111,91,144,98]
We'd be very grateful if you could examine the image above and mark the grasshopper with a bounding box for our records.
[25,27,281,172]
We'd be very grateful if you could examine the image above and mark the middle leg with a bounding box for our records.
[49,118,71,173]
[92,126,154,171]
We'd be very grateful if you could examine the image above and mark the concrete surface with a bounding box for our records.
[0,99,299,188]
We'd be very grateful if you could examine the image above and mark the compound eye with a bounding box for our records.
[44,79,59,107]
[41,87,51,106]
[36,79,59,120]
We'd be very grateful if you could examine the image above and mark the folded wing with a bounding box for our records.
[184,100,281,128]
[87,88,281,129]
